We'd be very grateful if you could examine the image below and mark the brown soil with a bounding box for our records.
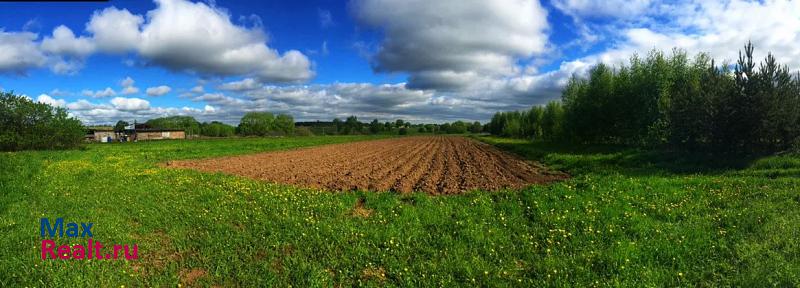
[351,197,374,218]
[179,268,207,286]
[166,136,567,195]
[361,266,387,283]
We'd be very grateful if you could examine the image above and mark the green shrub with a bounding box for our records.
[146,116,201,136]
[200,121,236,137]
[237,112,295,136]
[294,126,314,136]
[0,92,84,151]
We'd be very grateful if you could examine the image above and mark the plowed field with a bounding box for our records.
[167,136,567,194]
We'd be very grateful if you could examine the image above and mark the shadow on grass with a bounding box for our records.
[475,136,783,177]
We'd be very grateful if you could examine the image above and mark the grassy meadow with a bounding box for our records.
[0,135,798,286]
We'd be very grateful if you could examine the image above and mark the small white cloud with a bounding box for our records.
[146,85,172,96]
[49,89,71,96]
[191,85,204,93]
[82,87,117,98]
[217,78,261,91]
[120,76,139,95]
[120,76,135,88]
[66,99,100,111]
[110,97,150,111]
[204,105,216,113]
[122,86,140,95]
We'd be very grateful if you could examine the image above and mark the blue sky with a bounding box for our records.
[1,0,799,124]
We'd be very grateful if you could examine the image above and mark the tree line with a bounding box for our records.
[134,114,484,138]
[313,116,483,136]
[112,112,296,138]
[488,42,800,154]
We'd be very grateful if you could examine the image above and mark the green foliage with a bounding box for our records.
[489,101,560,140]
[113,120,129,132]
[541,101,564,141]
[489,42,800,154]
[200,121,235,137]
[146,116,201,136]
[449,120,468,134]
[274,114,295,135]
[369,119,382,134]
[238,112,275,136]
[294,126,314,136]
[333,118,343,133]
[469,121,483,133]
[339,116,363,134]
[319,117,479,135]
[237,112,294,136]
[0,91,84,151]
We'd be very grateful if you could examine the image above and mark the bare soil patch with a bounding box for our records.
[166,136,567,195]
[351,197,373,218]
[179,268,207,286]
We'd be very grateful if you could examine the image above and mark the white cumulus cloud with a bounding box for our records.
[86,0,314,83]
[86,7,144,53]
[0,30,46,74]
[352,0,549,90]
[1,0,313,82]
[41,25,95,58]
[120,76,140,95]
[36,94,66,107]
[145,85,171,96]
[82,87,117,98]
[111,97,150,111]
[217,78,261,91]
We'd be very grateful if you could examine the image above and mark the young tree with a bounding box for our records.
[343,116,361,134]
[201,121,236,137]
[333,118,343,134]
[114,120,129,132]
[541,101,564,142]
[369,119,382,134]
[448,121,468,134]
[273,114,295,135]
[469,121,483,133]
[238,112,275,136]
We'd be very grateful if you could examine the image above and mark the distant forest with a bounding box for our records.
[109,114,484,138]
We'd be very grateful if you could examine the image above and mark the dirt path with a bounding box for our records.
[166,136,568,195]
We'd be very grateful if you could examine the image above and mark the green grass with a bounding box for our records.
[1,135,798,286]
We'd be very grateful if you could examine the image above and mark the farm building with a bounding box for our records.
[85,124,186,142]
[132,129,186,141]
[85,128,117,142]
